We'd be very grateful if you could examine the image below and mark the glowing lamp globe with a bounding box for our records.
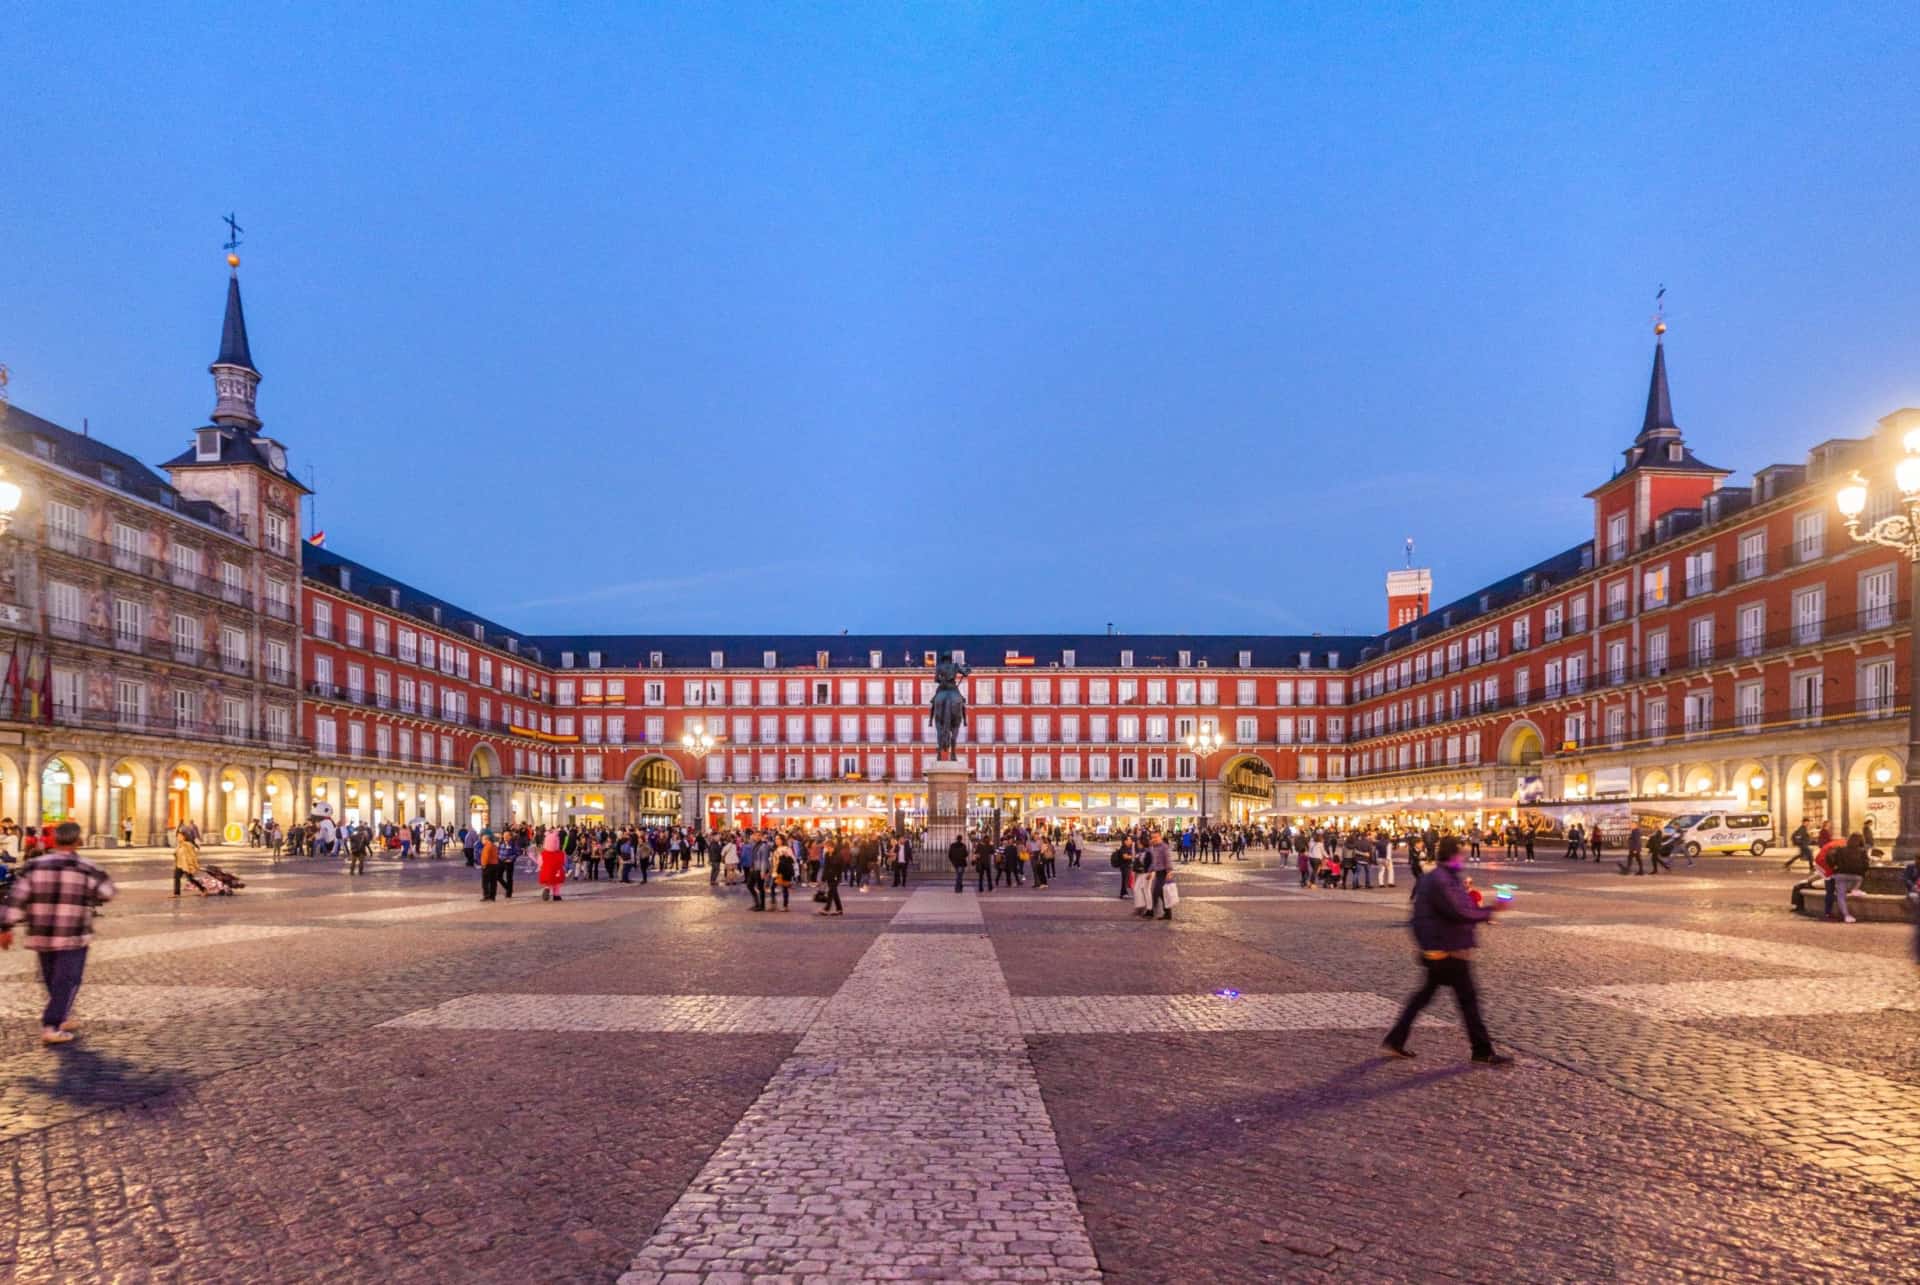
[1836,483,1868,517]
[1897,456,1920,496]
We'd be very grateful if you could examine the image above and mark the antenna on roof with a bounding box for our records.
[1403,537,1414,568]
[82,417,89,438]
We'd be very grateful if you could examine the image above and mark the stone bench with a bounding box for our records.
[1790,865,1917,923]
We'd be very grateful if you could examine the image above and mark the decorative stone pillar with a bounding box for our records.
[148,759,169,846]
[91,753,110,847]
[921,760,971,873]
[20,747,41,833]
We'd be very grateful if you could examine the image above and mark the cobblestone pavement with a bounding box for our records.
[0,848,1913,1281]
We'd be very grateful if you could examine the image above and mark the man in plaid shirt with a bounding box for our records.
[1,821,116,1045]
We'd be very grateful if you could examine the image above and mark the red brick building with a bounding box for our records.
[3,262,1911,848]
[1316,336,1913,844]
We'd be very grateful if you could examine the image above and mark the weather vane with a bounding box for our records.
[223,212,244,254]
[1653,284,1667,336]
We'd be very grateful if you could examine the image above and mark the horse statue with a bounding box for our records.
[928,651,972,760]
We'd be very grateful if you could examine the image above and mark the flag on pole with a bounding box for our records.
[38,649,52,724]
[307,530,326,548]
[1,642,18,716]
[24,645,45,723]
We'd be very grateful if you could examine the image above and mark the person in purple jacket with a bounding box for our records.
[1380,835,1513,1065]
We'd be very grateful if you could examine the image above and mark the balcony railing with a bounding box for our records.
[1344,606,1905,750]
[47,705,301,750]
[41,530,257,610]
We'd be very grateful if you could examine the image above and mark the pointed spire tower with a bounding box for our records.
[1638,322,1678,442]
[209,247,262,430]
[1584,306,1728,562]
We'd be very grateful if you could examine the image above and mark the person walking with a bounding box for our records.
[771,838,795,911]
[497,830,517,898]
[818,841,846,916]
[173,826,211,897]
[745,835,768,911]
[1143,830,1173,921]
[1377,831,1396,889]
[949,835,969,893]
[1785,819,1815,873]
[538,829,566,902]
[891,834,911,888]
[1648,826,1673,875]
[975,835,996,894]
[479,831,501,901]
[1620,822,1646,876]
[1380,836,1512,1065]
[1,822,117,1045]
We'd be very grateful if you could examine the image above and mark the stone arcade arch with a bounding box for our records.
[627,756,684,825]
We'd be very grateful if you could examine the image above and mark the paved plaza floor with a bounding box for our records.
[0,847,1916,1282]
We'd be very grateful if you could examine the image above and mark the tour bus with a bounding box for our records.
[1659,811,1775,858]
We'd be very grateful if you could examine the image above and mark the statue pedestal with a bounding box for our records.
[920,760,971,872]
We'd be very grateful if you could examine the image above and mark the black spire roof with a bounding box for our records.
[214,273,256,371]
[1639,337,1676,439]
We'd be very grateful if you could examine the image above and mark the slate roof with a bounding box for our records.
[214,274,256,371]
[302,543,536,657]
[0,403,245,537]
[520,633,1374,672]
[157,425,310,490]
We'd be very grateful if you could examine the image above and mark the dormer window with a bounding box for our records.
[588,651,601,669]
[195,428,221,461]
[560,652,574,669]
[387,588,401,607]
[710,651,724,669]
[340,569,351,591]
[763,650,777,669]
[429,605,441,624]
[1668,443,1684,462]
[650,651,664,668]
[869,650,882,669]
[1178,650,1192,668]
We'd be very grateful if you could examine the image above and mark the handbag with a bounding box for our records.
[1131,876,1152,910]
[813,889,829,904]
[1162,881,1181,909]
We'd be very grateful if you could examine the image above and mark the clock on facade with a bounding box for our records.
[267,443,287,473]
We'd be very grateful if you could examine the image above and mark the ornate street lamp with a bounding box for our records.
[681,728,715,831]
[1184,726,1226,830]
[1836,428,1920,861]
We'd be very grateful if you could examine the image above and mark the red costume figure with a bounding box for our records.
[539,830,566,901]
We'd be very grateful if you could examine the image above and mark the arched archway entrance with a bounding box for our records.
[106,760,149,846]
[468,744,508,834]
[163,763,205,834]
[263,770,296,827]
[1849,751,1902,849]
[1497,721,1545,768]
[39,755,87,828]
[1221,755,1275,823]
[628,756,683,825]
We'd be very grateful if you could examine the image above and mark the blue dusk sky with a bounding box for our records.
[5,3,1920,638]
